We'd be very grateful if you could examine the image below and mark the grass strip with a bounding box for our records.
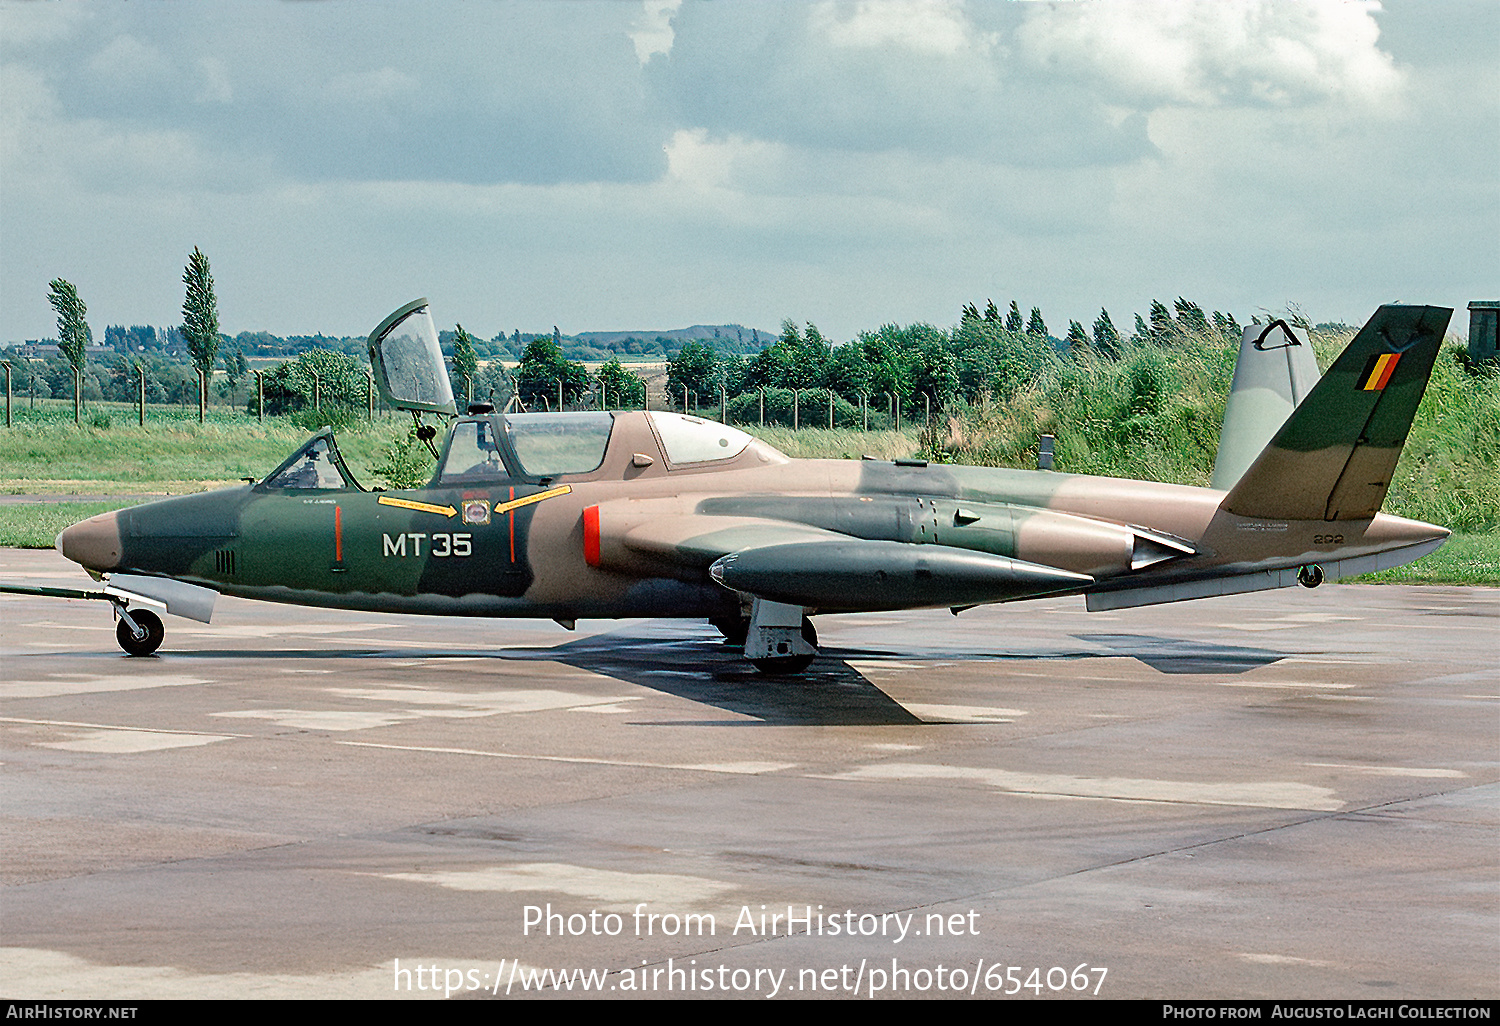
[0,501,142,550]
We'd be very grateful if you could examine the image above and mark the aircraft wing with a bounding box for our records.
[588,510,1090,612]
[597,513,854,569]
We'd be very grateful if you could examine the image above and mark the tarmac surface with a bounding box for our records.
[1,546,1495,1000]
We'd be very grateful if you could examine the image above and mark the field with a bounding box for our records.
[1,396,1494,583]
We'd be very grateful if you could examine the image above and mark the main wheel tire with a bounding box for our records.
[116,609,164,657]
[750,617,818,675]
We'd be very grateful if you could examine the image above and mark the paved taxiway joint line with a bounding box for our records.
[1042,781,1491,882]
[0,716,254,738]
[802,773,1334,811]
[335,739,797,776]
[633,779,1498,967]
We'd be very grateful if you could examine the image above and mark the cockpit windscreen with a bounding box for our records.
[504,413,613,477]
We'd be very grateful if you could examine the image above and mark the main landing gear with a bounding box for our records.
[114,606,164,656]
[719,599,821,675]
[750,617,818,675]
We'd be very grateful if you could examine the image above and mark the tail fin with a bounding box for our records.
[1210,320,1320,490]
[1221,304,1451,522]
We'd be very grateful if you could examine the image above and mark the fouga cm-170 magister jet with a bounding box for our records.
[26,300,1451,674]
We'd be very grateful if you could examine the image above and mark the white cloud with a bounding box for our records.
[0,2,89,49]
[630,0,682,63]
[86,33,168,83]
[195,56,233,104]
[1016,0,1404,108]
[0,0,1490,344]
[810,0,988,56]
[326,66,420,104]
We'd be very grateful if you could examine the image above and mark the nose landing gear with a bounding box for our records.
[114,605,164,656]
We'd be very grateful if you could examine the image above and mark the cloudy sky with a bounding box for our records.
[2,0,1495,344]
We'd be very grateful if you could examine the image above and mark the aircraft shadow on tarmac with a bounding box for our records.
[1068,633,1285,675]
[489,623,1287,726]
[151,623,1286,727]
[500,624,927,727]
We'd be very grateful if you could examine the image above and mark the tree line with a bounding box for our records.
[19,255,1316,431]
[652,298,1258,428]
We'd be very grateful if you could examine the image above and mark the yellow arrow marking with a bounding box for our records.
[493,484,572,515]
[377,496,457,517]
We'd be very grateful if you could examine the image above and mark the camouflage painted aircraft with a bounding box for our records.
[26,300,1451,673]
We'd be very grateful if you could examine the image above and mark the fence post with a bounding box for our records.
[3,362,10,428]
[1037,434,1056,471]
[366,369,374,420]
[138,364,145,427]
[74,368,81,425]
[924,392,930,427]
[759,388,764,427]
[256,370,264,423]
[720,384,726,424]
[860,392,867,432]
[793,389,800,430]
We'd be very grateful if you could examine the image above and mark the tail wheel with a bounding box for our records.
[750,617,818,675]
[116,609,164,657]
[1297,564,1325,589]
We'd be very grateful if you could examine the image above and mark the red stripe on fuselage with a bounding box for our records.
[583,505,600,567]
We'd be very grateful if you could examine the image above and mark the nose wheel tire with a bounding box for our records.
[116,609,164,657]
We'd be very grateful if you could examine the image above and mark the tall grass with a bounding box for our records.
[925,334,1234,487]
[0,407,410,490]
[922,334,1498,533]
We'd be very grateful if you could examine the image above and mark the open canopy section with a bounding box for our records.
[367,298,456,416]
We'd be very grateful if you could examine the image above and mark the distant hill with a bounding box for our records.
[577,324,772,346]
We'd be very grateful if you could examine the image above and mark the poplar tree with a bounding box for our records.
[1174,297,1209,334]
[1212,311,1242,339]
[1149,299,1175,341]
[181,247,220,378]
[1005,301,1023,333]
[1066,320,1089,349]
[1026,307,1048,338]
[1093,308,1121,358]
[451,325,479,400]
[47,279,91,373]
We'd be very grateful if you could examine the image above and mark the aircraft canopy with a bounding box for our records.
[367,298,457,416]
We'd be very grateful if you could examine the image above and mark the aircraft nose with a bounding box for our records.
[56,510,123,572]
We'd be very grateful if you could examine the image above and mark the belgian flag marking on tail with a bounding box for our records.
[1359,352,1401,391]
